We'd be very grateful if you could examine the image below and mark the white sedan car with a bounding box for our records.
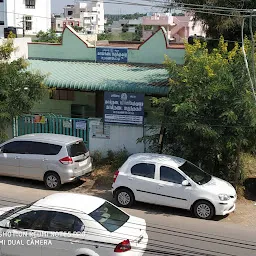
[0,193,148,256]
[112,153,237,220]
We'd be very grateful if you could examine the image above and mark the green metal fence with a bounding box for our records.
[13,114,89,147]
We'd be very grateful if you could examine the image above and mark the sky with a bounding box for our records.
[51,0,155,15]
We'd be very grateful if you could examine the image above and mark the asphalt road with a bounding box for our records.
[0,177,255,256]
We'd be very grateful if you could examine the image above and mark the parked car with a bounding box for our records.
[112,153,237,220]
[0,133,92,189]
[0,193,148,256]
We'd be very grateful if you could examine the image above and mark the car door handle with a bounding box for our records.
[70,239,81,244]
[158,184,164,187]
[15,156,20,159]
[42,159,48,162]
[128,177,133,180]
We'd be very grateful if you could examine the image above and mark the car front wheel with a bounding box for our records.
[193,200,215,220]
[115,188,134,208]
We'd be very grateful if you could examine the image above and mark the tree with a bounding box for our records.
[134,24,142,41]
[122,24,129,33]
[0,36,46,141]
[145,38,256,186]
[73,26,83,32]
[33,29,61,43]
[173,0,256,42]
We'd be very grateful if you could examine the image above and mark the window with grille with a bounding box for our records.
[25,0,35,9]
[25,16,32,30]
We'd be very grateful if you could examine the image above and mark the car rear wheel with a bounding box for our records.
[115,188,134,208]
[44,172,61,190]
[193,200,215,220]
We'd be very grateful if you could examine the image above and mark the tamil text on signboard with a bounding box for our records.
[96,47,128,63]
[104,92,144,125]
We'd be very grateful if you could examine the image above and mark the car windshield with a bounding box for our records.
[0,202,33,222]
[179,161,212,185]
[89,202,129,232]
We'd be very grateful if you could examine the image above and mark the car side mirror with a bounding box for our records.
[182,180,191,186]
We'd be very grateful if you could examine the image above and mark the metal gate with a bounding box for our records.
[13,114,89,147]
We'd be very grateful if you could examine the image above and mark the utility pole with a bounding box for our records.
[22,15,25,37]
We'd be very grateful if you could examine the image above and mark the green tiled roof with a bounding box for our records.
[28,60,169,95]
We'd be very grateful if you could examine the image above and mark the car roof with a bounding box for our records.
[33,193,106,214]
[10,133,82,145]
[127,153,186,167]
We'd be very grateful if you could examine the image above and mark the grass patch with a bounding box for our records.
[91,149,130,188]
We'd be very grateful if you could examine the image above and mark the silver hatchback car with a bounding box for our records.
[0,134,92,189]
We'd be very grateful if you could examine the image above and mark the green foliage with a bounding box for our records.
[33,30,61,43]
[91,150,103,166]
[122,24,129,33]
[145,38,256,183]
[107,148,130,172]
[91,149,130,171]
[173,0,256,41]
[98,32,141,42]
[98,33,112,41]
[72,26,83,32]
[0,38,46,141]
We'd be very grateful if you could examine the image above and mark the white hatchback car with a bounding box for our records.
[0,193,148,256]
[0,134,92,190]
[112,153,237,220]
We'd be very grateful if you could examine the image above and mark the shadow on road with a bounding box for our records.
[0,176,85,191]
[89,188,228,221]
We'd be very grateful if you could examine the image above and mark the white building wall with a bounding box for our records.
[64,1,104,34]
[89,119,146,156]
[0,0,51,37]
[188,20,206,37]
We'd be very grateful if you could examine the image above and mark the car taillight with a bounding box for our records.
[59,156,73,165]
[113,170,119,183]
[114,239,131,252]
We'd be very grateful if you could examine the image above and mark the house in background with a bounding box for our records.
[11,25,185,154]
[108,18,142,34]
[142,13,205,43]
[0,0,51,38]
[52,1,104,34]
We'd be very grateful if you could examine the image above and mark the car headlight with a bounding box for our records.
[219,194,230,201]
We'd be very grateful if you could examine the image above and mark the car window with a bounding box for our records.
[67,141,88,157]
[179,161,212,185]
[0,203,34,222]
[10,211,47,230]
[131,163,155,179]
[27,142,62,155]
[46,212,84,233]
[160,166,185,184]
[89,202,129,233]
[2,141,30,154]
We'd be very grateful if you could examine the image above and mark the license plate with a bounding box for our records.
[79,159,87,167]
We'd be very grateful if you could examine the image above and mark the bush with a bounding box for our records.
[110,148,130,172]
[91,151,103,166]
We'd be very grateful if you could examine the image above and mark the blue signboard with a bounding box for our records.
[104,92,144,125]
[96,47,128,63]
